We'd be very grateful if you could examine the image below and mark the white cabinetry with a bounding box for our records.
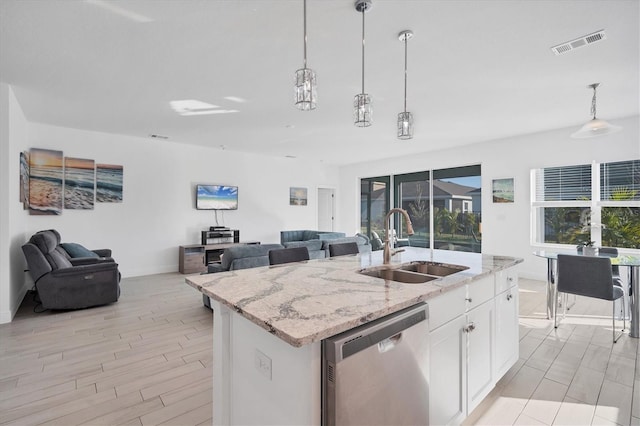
[466,298,494,413]
[429,314,467,426]
[429,267,518,425]
[494,269,519,378]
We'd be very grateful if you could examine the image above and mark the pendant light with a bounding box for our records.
[294,0,316,110]
[397,30,414,140]
[353,0,372,127]
[571,83,621,138]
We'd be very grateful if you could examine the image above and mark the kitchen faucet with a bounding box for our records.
[383,208,415,264]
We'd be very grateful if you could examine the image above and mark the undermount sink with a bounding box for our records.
[397,261,469,277]
[359,261,469,284]
[359,268,438,284]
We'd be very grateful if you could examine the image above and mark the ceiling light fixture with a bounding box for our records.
[294,0,317,111]
[353,0,372,127]
[571,83,622,139]
[397,30,414,140]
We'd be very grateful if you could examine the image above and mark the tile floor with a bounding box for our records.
[466,279,640,426]
[1,273,638,425]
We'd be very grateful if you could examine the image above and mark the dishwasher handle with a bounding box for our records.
[324,303,428,363]
[378,332,402,353]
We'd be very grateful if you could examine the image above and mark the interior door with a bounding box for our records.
[318,188,335,231]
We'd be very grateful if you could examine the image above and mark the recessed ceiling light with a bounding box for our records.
[224,96,247,103]
[85,0,154,23]
[170,99,238,116]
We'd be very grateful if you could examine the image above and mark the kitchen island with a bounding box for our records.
[185,247,523,425]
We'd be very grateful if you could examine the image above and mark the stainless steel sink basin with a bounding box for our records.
[359,261,468,284]
[359,268,438,284]
[397,261,469,277]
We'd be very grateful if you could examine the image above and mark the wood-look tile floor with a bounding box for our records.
[0,273,212,426]
[1,273,638,425]
[467,278,640,426]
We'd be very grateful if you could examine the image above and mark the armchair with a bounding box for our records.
[22,230,121,310]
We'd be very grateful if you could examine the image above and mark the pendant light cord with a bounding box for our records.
[403,36,408,113]
[361,7,365,94]
[591,85,597,119]
[303,0,307,69]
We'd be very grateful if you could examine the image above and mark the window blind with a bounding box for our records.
[600,159,640,201]
[535,164,591,201]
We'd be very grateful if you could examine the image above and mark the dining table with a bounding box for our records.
[533,249,640,338]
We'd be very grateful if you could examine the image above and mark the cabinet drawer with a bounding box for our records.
[495,268,518,294]
[467,276,494,311]
[429,285,466,331]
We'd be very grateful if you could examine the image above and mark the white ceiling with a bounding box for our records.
[1,0,638,166]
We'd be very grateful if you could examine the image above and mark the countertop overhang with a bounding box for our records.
[185,248,523,347]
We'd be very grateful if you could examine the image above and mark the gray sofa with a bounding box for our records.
[21,230,120,310]
[280,230,371,257]
[206,243,284,273]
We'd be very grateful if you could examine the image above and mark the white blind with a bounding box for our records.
[535,164,591,202]
[601,159,640,201]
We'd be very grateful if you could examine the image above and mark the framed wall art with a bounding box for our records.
[290,187,307,206]
[492,178,514,203]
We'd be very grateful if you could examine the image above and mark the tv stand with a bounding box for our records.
[179,231,259,274]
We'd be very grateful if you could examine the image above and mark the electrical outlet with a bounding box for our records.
[255,349,272,380]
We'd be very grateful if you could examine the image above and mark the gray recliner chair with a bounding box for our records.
[22,230,121,310]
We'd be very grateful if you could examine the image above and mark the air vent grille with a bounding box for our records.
[551,30,606,55]
[327,363,335,383]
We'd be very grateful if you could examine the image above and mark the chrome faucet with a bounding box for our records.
[383,208,415,264]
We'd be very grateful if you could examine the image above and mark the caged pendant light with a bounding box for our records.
[397,30,414,140]
[353,0,372,127]
[294,0,317,110]
[571,83,621,138]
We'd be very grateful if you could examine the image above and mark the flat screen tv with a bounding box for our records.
[196,184,238,210]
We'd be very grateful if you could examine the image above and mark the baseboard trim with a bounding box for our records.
[0,283,30,324]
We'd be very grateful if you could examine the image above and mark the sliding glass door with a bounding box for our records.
[360,176,390,245]
[361,164,482,253]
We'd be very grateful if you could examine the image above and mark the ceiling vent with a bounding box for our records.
[550,30,606,55]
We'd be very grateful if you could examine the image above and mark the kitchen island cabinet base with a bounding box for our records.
[212,300,321,425]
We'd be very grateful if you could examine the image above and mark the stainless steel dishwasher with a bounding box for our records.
[322,303,429,426]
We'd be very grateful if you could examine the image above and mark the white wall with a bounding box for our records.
[0,84,30,323]
[2,89,340,322]
[19,123,339,278]
[336,115,640,281]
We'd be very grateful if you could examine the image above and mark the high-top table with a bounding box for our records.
[533,250,640,338]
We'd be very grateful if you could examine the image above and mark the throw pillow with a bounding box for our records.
[60,242,99,258]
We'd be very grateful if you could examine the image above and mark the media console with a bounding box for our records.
[179,229,259,274]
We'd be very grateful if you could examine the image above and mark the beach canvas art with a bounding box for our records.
[96,164,123,202]
[64,157,95,209]
[290,187,308,206]
[492,178,515,203]
[29,148,63,215]
[20,151,29,209]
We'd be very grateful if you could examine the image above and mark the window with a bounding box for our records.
[531,159,640,249]
[361,164,481,253]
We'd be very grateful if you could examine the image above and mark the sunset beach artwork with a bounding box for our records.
[29,148,63,215]
[96,164,123,203]
[64,157,95,209]
[20,151,29,209]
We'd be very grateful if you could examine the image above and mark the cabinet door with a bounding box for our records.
[494,287,519,378]
[429,315,467,426]
[466,299,494,413]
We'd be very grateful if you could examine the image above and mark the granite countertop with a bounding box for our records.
[185,247,523,347]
